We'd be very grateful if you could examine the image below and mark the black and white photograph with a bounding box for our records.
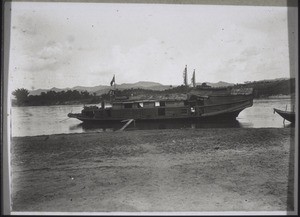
[3,0,298,215]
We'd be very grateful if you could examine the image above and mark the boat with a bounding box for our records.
[67,86,254,123]
[273,108,295,123]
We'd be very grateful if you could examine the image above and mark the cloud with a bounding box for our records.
[9,3,292,90]
[25,41,72,72]
[109,38,186,84]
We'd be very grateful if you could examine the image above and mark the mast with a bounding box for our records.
[110,74,116,89]
[183,65,188,86]
[191,69,196,87]
[110,74,116,102]
[114,74,116,90]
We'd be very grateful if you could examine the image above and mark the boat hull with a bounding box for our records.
[78,115,243,131]
[274,108,295,123]
[69,107,247,123]
[68,92,254,124]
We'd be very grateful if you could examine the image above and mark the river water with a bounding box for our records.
[10,98,295,137]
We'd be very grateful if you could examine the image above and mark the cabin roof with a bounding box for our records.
[112,99,186,104]
[110,87,253,104]
[113,93,188,103]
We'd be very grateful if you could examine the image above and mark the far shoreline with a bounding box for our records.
[10,94,296,107]
[257,94,295,100]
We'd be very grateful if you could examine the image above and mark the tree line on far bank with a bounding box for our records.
[12,89,101,106]
[12,78,295,106]
[234,78,295,98]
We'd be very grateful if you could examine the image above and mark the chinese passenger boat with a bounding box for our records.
[273,108,295,123]
[68,86,254,123]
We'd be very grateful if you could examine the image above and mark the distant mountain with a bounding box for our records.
[29,89,48,96]
[71,85,109,92]
[118,81,162,88]
[118,81,172,90]
[29,87,70,96]
[29,78,291,96]
[94,81,172,95]
[196,81,235,87]
[29,81,172,96]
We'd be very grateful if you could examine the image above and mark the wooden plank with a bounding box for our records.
[119,119,135,131]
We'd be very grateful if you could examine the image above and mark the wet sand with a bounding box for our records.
[11,128,295,212]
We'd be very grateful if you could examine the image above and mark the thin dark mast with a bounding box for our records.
[183,65,188,86]
[114,74,116,90]
[191,69,196,87]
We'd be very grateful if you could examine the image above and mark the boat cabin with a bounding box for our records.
[80,95,209,120]
[69,87,254,122]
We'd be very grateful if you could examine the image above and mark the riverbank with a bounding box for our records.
[258,94,295,100]
[11,98,101,107]
[11,128,295,212]
[11,94,296,107]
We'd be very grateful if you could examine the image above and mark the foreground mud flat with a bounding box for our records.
[11,128,295,212]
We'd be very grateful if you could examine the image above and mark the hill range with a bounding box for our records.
[29,81,235,96]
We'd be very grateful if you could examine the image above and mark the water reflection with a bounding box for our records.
[69,122,117,132]
[71,119,243,133]
[11,98,295,137]
[283,122,295,128]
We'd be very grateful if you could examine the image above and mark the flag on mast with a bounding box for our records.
[110,75,115,86]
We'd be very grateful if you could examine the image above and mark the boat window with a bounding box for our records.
[105,103,112,108]
[138,102,144,108]
[159,101,166,107]
[155,102,160,107]
[124,103,133,109]
[144,102,155,108]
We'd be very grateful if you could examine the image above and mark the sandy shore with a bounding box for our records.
[11,128,295,212]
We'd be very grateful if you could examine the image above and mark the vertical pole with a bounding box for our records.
[114,75,116,102]
[283,105,287,126]
[114,74,116,90]
[111,74,115,102]
[193,69,196,87]
[186,65,188,86]
[183,65,188,86]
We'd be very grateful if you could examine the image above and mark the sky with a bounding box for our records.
[8,2,296,90]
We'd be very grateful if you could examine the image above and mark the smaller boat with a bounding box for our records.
[273,108,295,123]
